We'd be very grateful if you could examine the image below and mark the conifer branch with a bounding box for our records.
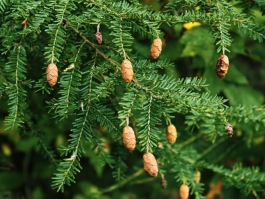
[138,94,161,152]
[38,137,59,166]
[0,0,8,13]
[45,0,70,63]
[200,162,265,196]
[112,146,129,182]
[4,44,28,130]
[52,109,91,192]
[118,89,139,126]
[51,0,69,63]
[48,41,85,120]
[146,95,153,153]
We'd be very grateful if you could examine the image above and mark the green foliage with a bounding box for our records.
[3,45,29,130]
[0,0,265,199]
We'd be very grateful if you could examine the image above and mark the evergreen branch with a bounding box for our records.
[52,48,117,191]
[118,89,139,126]
[51,0,69,63]
[22,9,49,35]
[132,79,161,99]
[96,147,115,168]
[91,103,119,135]
[112,146,128,182]
[214,20,231,54]
[87,0,161,38]
[89,133,115,169]
[225,105,265,129]
[213,0,265,42]
[137,95,161,152]
[236,21,265,42]
[145,95,153,152]
[4,44,28,130]
[38,138,59,166]
[52,109,92,192]
[48,41,85,120]
[52,78,97,192]
[0,0,8,13]
[132,73,228,139]
[45,0,70,63]
[110,18,133,58]
[200,162,265,196]
[164,146,205,198]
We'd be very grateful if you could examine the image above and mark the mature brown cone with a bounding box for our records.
[121,59,134,82]
[143,153,158,177]
[167,124,177,144]
[95,32,102,44]
[194,171,201,183]
[179,184,189,199]
[122,126,136,150]
[150,38,162,59]
[216,54,229,79]
[46,63,58,87]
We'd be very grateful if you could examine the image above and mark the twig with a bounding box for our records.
[69,25,119,67]
[132,78,161,99]
[101,169,145,193]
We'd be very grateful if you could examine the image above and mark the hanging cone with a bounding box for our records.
[122,126,136,150]
[179,184,189,199]
[216,54,229,79]
[167,124,177,144]
[150,38,162,59]
[143,152,158,177]
[95,31,102,44]
[194,171,201,183]
[46,63,58,87]
[121,59,134,82]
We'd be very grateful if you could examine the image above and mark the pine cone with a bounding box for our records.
[143,153,158,177]
[216,54,229,79]
[179,184,189,199]
[150,38,162,59]
[226,123,233,137]
[46,63,58,87]
[194,171,201,183]
[167,124,177,144]
[122,126,136,150]
[121,59,134,82]
[95,32,102,44]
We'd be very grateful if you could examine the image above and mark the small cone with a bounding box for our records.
[216,54,229,79]
[194,171,201,183]
[95,32,102,44]
[46,63,58,87]
[226,123,233,137]
[121,59,134,82]
[167,124,177,144]
[143,153,158,177]
[150,38,162,59]
[179,184,189,199]
[122,126,136,150]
